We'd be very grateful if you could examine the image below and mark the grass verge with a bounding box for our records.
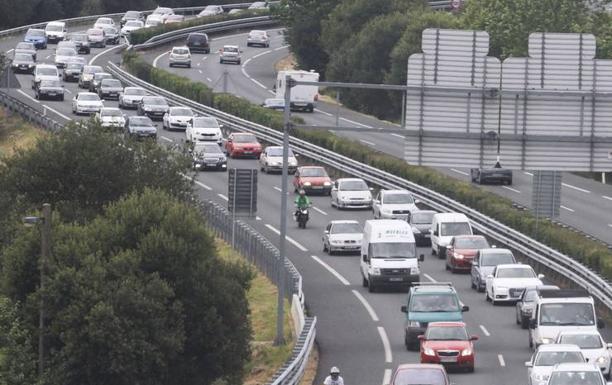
[0,108,46,160]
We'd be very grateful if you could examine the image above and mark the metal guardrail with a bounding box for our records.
[0,91,63,132]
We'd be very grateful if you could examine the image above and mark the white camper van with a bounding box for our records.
[360,219,424,293]
[275,70,319,112]
[430,213,473,258]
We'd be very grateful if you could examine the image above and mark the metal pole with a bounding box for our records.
[39,203,51,377]
[223,70,228,93]
[401,90,406,129]
[335,90,340,127]
[232,173,237,248]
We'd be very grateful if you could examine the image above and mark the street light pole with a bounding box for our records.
[39,203,51,377]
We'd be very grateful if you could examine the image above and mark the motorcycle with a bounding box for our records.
[294,205,310,228]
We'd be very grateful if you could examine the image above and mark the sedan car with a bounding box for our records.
[247,30,270,47]
[525,344,586,385]
[555,331,612,378]
[96,107,126,129]
[292,166,332,195]
[219,45,241,64]
[120,10,144,27]
[118,86,147,109]
[248,1,268,9]
[97,78,123,100]
[164,14,185,24]
[32,64,60,89]
[373,189,418,220]
[169,46,191,68]
[94,17,116,29]
[418,322,478,372]
[35,79,64,101]
[89,72,113,93]
[87,28,106,48]
[24,28,47,49]
[471,165,513,185]
[78,65,104,89]
[162,106,194,131]
[54,47,77,68]
[445,235,490,273]
[121,20,144,37]
[486,264,544,305]
[470,248,517,292]
[259,146,298,173]
[151,6,174,23]
[14,42,37,60]
[409,210,436,246]
[137,96,170,120]
[125,116,157,139]
[72,92,104,115]
[69,33,90,54]
[261,98,285,110]
[322,220,362,255]
[516,285,559,329]
[391,364,450,385]
[545,363,609,385]
[11,53,36,73]
[198,5,224,17]
[224,132,262,158]
[331,178,373,209]
[102,26,120,45]
[191,142,227,171]
[185,116,223,143]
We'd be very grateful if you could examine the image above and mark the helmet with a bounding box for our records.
[299,189,306,196]
[330,367,340,375]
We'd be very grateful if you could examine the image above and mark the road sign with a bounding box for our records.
[228,168,258,217]
[532,171,561,218]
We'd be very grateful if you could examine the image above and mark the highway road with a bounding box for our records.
[1,25,612,385]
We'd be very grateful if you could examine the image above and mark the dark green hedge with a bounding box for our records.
[122,51,612,280]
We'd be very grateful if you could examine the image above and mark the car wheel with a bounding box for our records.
[471,278,476,290]
[485,290,491,302]
[529,335,534,349]
[477,281,485,293]
[491,291,497,306]
[362,275,368,287]
[521,316,529,330]
[60,95,64,101]
[323,242,328,253]
[368,276,376,293]
[516,310,521,324]
[467,366,475,373]
[445,261,450,271]
[437,246,446,259]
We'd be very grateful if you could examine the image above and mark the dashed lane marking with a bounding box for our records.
[450,168,469,176]
[340,117,372,128]
[314,108,333,116]
[218,193,229,201]
[312,207,327,216]
[206,77,212,82]
[194,180,213,191]
[498,354,506,367]
[479,325,491,337]
[198,69,202,74]
[502,186,521,194]
[352,290,379,322]
[160,135,173,142]
[524,172,534,176]
[310,255,350,285]
[391,133,405,139]
[423,273,436,282]
[265,225,308,251]
[562,183,590,194]
[360,139,376,146]
[561,205,575,212]
[603,195,612,202]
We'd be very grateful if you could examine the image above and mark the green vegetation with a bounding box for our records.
[0,108,46,159]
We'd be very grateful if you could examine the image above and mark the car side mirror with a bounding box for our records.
[471,261,478,266]
[597,319,605,329]
[525,361,532,368]
[417,335,425,341]
[362,254,369,263]
[419,254,424,262]
[537,274,545,279]
[400,305,407,313]
[433,230,438,236]
[529,319,537,329]
[462,305,470,312]
[486,274,493,279]
[415,199,421,204]
[607,343,612,349]
[324,230,329,234]
[470,335,479,341]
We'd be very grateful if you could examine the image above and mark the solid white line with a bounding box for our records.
[340,117,372,128]
[251,78,268,89]
[218,193,229,201]
[479,325,491,337]
[391,133,406,139]
[242,57,252,66]
[450,168,469,176]
[377,327,393,363]
[274,45,289,51]
[382,369,392,385]
[561,205,575,212]
[160,135,173,142]
[152,50,170,68]
[89,44,125,65]
[312,206,328,216]
[310,255,350,285]
[17,89,40,104]
[524,172,534,176]
[251,50,272,59]
[314,108,333,116]
[42,104,71,121]
[265,225,308,252]
[360,139,376,146]
[498,354,506,367]
[423,273,436,282]
[273,186,282,192]
[6,48,14,54]
[241,67,251,79]
[562,183,590,194]
[603,195,612,201]
[352,290,379,321]
[206,77,212,82]
[194,180,213,191]
[502,186,521,194]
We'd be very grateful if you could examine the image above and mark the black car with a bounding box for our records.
[11,53,36,73]
[63,62,84,82]
[103,26,120,45]
[97,78,123,100]
[35,79,64,101]
[407,210,436,246]
[137,96,170,120]
[191,142,227,171]
[125,116,157,139]
[69,33,90,54]
[186,32,210,54]
[470,164,513,185]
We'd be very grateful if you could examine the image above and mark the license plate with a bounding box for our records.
[109,93,117,96]
[424,234,431,238]
[440,356,457,363]
[389,277,403,282]
[311,186,322,189]
[48,93,56,96]
[206,163,216,167]
[244,151,252,154]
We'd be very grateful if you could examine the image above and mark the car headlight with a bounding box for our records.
[461,348,472,356]
[424,348,435,356]
[371,267,381,275]
[596,355,608,365]
[303,182,312,187]
[408,321,420,327]
[534,373,549,382]
[323,181,331,186]
[454,253,464,259]
[144,107,152,111]
[411,267,419,275]
[541,338,554,344]
[331,240,342,245]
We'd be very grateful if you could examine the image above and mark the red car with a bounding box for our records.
[445,235,489,273]
[224,132,262,158]
[391,363,450,385]
[418,322,478,372]
[292,166,332,195]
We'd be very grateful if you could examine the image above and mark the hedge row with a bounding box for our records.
[121,51,612,280]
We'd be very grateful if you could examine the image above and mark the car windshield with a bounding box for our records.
[411,211,434,224]
[173,48,189,55]
[369,242,416,259]
[548,371,603,385]
[80,94,99,101]
[14,54,32,61]
[497,267,535,278]
[154,7,172,14]
[130,117,152,126]
[46,25,63,32]
[383,193,414,204]
[440,222,471,236]
[56,48,75,56]
[558,333,602,348]
[426,326,468,340]
[204,5,220,11]
[339,180,368,191]
[331,223,361,234]
[223,46,239,53]
[126,21,142,27]
[481,252,515,266]
[454,237,489,249]
[393,368,447,385]
[102,80,121,87]
[101,109,122,117]
[16,42,34,49]
[96,19,111,25]
[195,144,222,154]
[534,352,585,366]
[37,68,57,76]
[188,34,207,43]
[95,74,112,81]
[145,97,167,106]
[232,134,257,143]
[251,30,266,36]
[125,11,140,17]
[27,29,45,37]
[126,88,146,95]
[83,66,103,74]
[103,27,117,34]
[300,168,327,177]
[267,147,294,157]
[410,293,460,312]
[40,80,61,87]
[540,303,596,327]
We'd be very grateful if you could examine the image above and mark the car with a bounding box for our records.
[401,283,469,350]
[151,6,174,23]
[247,30,270,47]
[219,45,241,64]
[68,33,91,54]
[124,116,157,139]
[418,322,478,372]
[198,5,224,17]
[62,62,84,82]
[224,132,262,158]
[87,28,106,48]
[35,79,64,101]
[24,28,47,49]
[72,92,104,115]
[330,178,373,209]
[14,42,37,60]
[191,142,227,171]
[88,72,113,93]
[11,53,35,73]
[54,47,77,68]
[102,26,120,45]
[121,20,144,37]
[545,363,609,385]
[145,14,163,28]
[516,285,559,329]
[95,107,126,129]
[162,106,194,131]
[373,189,418,220]
[97,79,123,100]
[94,17,116,29]
[32,64,60,90]
[78,65,104,89]
[322,220,362,255]
[169,46,191,68]
[525,344,586,385]
[259,146,298,174]
[445,235,490,273]
[391,363,450,385]
[555,331,612,378]
[186,116,224,143]
[470,248,517,292]
[137,96,170,120]
[186,32,210,54]
[57,40,77,51]
[485,264,544,305]
[261,98,285,110]
[118,86,147,109]
[66,55,86,67]
[408,210,436,246]
[471,165,513,185]
[44,21,66,43]
[228,8,242,15]
[292,166,332,195]
[164,14,185,24]
[120,11,144,27]
[248,1,268,10]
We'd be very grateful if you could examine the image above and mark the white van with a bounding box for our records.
[361,219,424,293]
[276,70,319,112]
[430,213,472,258]
[45,21,67,43]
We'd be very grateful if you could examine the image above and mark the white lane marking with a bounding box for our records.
[561,205,575,212]
[152,50,170,68]
[45,54,51,59]
[479,325,491,337]
[17,89,40,104]
[206,77,212,82]
[265,225,308,251]
[377,327,393,363]
[312,206,327,216]
[42,104,71,121]
[310,255,350,285]
[423,273,436,282]
[241,66,251,79]
[202,56,208,61]
[160,135,173,142]
[242,57,252,66]
[198,69,202,74]
[608,224,612,228]
[450,168,469,176]
[251,78,268,89]
[360,139,376,146]
[194,180,213,191]
[382,369,392,385]
[218,193,229,201]
[502,186,521,193]
[6,49,14,54]
[251,50,272,59]
[391,133,406,139]
[340,117,372,128]
[524,172,534,176]
[273,186,282,192]
[63,88,72,94]
[352,290,379,322]
[603,195,612,201]
[562,183,590,194]
[197,62,201,67]
[267,89,276,95]
[498,354,506,367]
[89,44,125,65]
[314,108,333,116]
[274,45,289,51]
[256,216,262,221]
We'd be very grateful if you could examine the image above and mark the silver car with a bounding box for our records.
[87,28,106,48]
[219,45,241,64]
[15,42,37,61]
[35,79,64,101]
[102,26,120,45]
[247,30,270,47]
[169,46,191,68]
[54,47,77,68]
[63,62,84,81]
[119,86,147,109]
[372,189,418,219]
[470,248,516,292]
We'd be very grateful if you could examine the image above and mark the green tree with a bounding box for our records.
[0,297,37,385]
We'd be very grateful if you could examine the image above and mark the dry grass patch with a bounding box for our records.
[0,108,46,159]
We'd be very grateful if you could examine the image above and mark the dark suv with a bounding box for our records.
[186,33,210,54]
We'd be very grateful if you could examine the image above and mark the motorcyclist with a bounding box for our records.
[323,366,344,385]
[294,189,310,217]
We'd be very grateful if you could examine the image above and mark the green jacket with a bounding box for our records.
[295,195,310,209]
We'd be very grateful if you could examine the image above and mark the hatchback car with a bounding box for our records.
[95,107,126,129]
[118,86,147,109]
[545,363,608,385]
[11,53,35,73]
[125,116,157,139]
[24,28,47,49]
[219,45,241,64]
[69,33,90,54]
[261,98,285,110]
[259,146,298,174]
[391,363,450,385]
[32,64,60,89]
[94,17,116,29]
[121,20,144,37]
[445,235,490,273]
[322,220,362,255]
[97,79,123,100]
[408,210,437,246]
[224,132,262,158]
[525,344,586,385]
[72,92,104,115]
[14,42,37,60]
[79,65,104,89]
[169,46,191,68]
[186,116,223,143]
[87,28,106,48]
[35,79,64,101]
[191,142,227,171]
[54,47,77,68]
[331,178,373,209]
[373,189,419,220]
[418,322,478,372]
[292,166,332,195]
[247,30,270,47]
[198,5,224,17]
[186,32,210,54]
[470,248,517,292]
[138,96,170,120]
[162,106,194,131]
[102,26,120,45]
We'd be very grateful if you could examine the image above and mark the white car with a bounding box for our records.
[525,344,586,385]
[485,264,544,305]
[151,6,174,23]
[54,47,77,68]
[331,178,373,209]
[546,363,610,385]
[555,331,612,378]
[45,21,66,43]
[32,64,60,89]
[72,92,104,115]
[87,28,106,48]
[186,116,223,143]
[259,146,297,174]
[322,220,363,255]
[96,107,126,128]
[121,20,144,37]
[219,45,241,64]
[198,5,224,17]
[94,17,116,29]
[247,30,270,47]
[164,14,185,24]
[169,46,191,68]
[162,106,194,131]
[145,14,164,28]
[119,86,147,109]
[372,189,418,219]
[248,1,268,9]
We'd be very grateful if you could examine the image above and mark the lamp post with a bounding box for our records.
[23,203,51,378]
